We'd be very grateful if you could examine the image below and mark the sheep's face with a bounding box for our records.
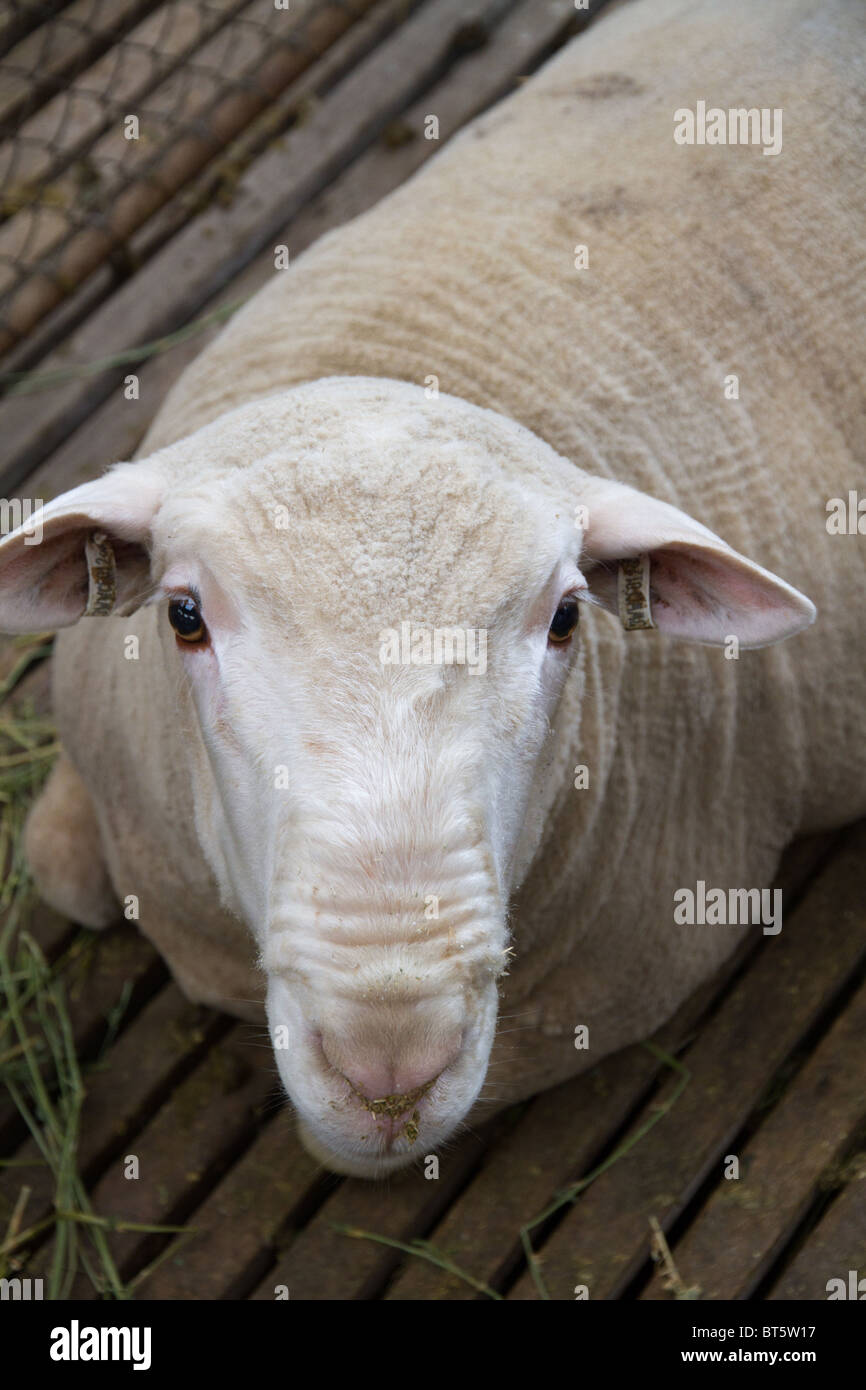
[151,381,588,1175]
[2,378,813,1176]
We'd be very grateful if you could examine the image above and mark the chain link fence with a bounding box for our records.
[0,0,381,357]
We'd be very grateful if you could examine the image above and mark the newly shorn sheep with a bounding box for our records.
[0,0,863,1177]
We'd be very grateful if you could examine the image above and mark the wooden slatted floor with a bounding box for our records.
[0,0,863,1301]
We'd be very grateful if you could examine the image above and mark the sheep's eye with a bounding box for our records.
[548,596,580,644]
[168,597,207,644]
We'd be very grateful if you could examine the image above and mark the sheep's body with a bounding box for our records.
[40,0,866,1112]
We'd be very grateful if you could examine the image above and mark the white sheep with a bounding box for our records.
[1,0,863,1177]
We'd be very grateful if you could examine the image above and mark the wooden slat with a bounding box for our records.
[385,1048,677,1301]
[27,1023,276,1292]
[0,923,165,1152]
[248,1118,501,1301]
[768,1167,866,1301]
[0,984,225,1242]
[506,822,866,1299]
[641,973,866,1299]
[133,1111,323,1299]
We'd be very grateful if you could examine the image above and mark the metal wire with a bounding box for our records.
[0,0,369,352]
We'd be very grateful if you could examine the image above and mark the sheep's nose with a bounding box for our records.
[320,1032,463,1110]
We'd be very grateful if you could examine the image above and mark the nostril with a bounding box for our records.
[319,1033,463,1111]
[341,1064,437,1111]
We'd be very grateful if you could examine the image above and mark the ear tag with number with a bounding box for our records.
[84,531,117,616]
[617,553,654,631]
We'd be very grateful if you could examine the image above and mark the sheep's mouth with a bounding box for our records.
[344,1076,438,1119]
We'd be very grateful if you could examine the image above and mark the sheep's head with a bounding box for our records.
[0,378,814,1176]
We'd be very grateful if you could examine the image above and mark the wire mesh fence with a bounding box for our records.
[0,0,379,357]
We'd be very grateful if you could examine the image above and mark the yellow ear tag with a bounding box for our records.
[618,553,654,631]
[84,531,117,616]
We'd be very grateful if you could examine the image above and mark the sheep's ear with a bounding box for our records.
[577,478,816,649]
[0,463,163,633]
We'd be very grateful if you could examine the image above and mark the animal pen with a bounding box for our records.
[0,0,863,1305]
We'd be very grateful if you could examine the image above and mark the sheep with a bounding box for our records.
[0,0,863,1178]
